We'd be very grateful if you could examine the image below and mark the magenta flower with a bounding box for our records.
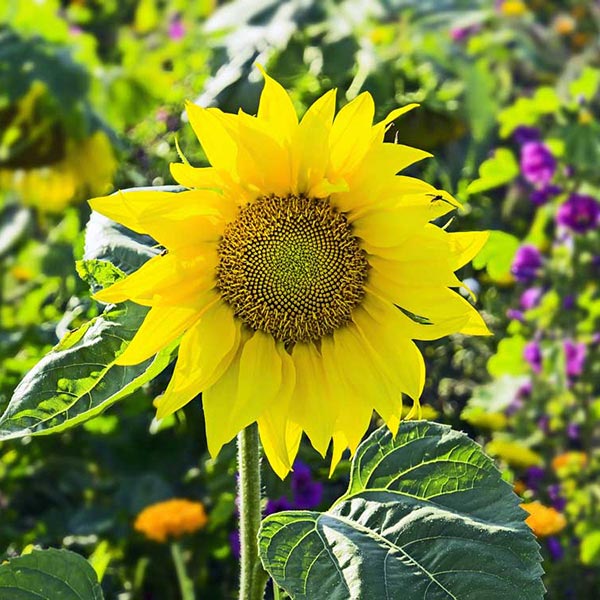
[511,245,543,283]
[520,287,543,310]
[168,17,185,40]
[564,340,586,377]
[524,340,542,373]
[556,193,600,234]
[520,142,556,187]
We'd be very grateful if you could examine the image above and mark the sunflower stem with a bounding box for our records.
[170,542,196,600]
[238,424,269,600]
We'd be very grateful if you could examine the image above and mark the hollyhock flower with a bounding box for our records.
[511,245,542,283]
[547,484,567,512]
[168,17,185,40]
[520,141,556,187]
[556,193,600,233]
[564,340,586,377]
[524,340,542,373]
[524,466,545,492]
[520,287,543,310]
[513,126,539,145]
[530,184,561,207]
[291,461,323,509]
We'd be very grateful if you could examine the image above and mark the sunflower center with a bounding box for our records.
[216,194,368,343]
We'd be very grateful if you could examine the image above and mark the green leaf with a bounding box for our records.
[471,230,520,281]
[487,335,528,377]
[466,148,518,195]
[259,421,544,600]
[568,67,600,102]
[0,187,183,440]
[581,531,600,566]
[0,548,104,600]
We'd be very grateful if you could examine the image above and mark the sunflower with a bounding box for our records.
[90,69,489,478]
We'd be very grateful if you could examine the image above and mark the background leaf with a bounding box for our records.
[0,548,104,600]
[259,421,544,600]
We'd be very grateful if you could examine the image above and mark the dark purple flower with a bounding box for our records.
[564,340,586,377]
[530,184,561,207]
[547,537,564,561]
[520,287,543,310]
[537,414,550,433]
[229,530,240,559]
[265,496,294,515]
[548,484,567,511]
[563,295,576,310]
[513,126,540,145]
[520,141,556,186]
[524,466,545,491]
[511,245,543,283]
[592,332,600,346]
[168,17,185,40]
[556,193,600,234]
[517,380,533,397]
[291,462,323,510]
[524,341,542,373]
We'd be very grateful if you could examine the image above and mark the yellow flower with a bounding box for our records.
[500,0,527,16]
[90,69,489,478]
[552,451,587,473]
[0,130,116,213]
[487,439,543,468]
[134,499,208,543]
[521,501,567,537]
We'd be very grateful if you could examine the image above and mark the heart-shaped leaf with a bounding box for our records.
[0,548,104,600]
[259,421,544,600]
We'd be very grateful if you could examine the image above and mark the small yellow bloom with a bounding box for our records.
[552,451,587,473]
[521,501,567,537]
[134,499,208,543]
[10,265,35,282]
[500,0,527,17]
[91,69,489,478]
[487,439,543,468]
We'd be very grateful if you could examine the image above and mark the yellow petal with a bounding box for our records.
[329,92,375,175]
[169,163,224,190]
[370,103,420,142]
[116,305,202,366]
[155,301,241,419]
[185,102,238,173]
[256,65,298,141]
[447,231,490,270]
[257,344,301,478]
[293,89,336,194]
[202,328,284,457]
[290,342,337,457]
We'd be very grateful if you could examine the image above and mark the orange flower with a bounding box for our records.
[552,451,587,473]
[521,502,567,537]
[513,480,527,496]
[552,14,576,36]
[134,499,208,542]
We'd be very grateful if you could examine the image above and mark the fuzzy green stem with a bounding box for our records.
[170,542,195,600]
[238,424,269,600]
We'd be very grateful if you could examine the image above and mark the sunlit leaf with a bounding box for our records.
[0,548,104,600]
[259,421,544,600]
[467,148,518,195]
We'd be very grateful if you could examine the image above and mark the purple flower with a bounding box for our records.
[537,414,550,433]
[548,484,567,512]
[168,17,185,40]
[229,530,240,559]
[506,308,524,321]
[524,341,542,373]
[546,537,564,561]
[524,466,545,491]
[513,126,540,145]
[563,295,576,310]
[520,141,556,186]
[450,25,479,41]
[564,340,586,377]
[511,245,543,283]
[592,332,600,346]
[556,193,600,233]
[291,462,323,510]
[520,287,543,310]
[567,423,580,441]
[265,496,294,515]
[530,184,561,207]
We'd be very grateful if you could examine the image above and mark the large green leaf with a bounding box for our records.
[0,187,180,440]
[259,421,544,600]
[0,548,104,600]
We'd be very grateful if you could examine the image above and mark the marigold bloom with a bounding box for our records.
[135,499,208,542]
[552,451,587,473]
[91,70,489,477]
[521,501,567,537]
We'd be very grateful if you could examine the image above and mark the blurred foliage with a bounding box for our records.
[1,0,600,597]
